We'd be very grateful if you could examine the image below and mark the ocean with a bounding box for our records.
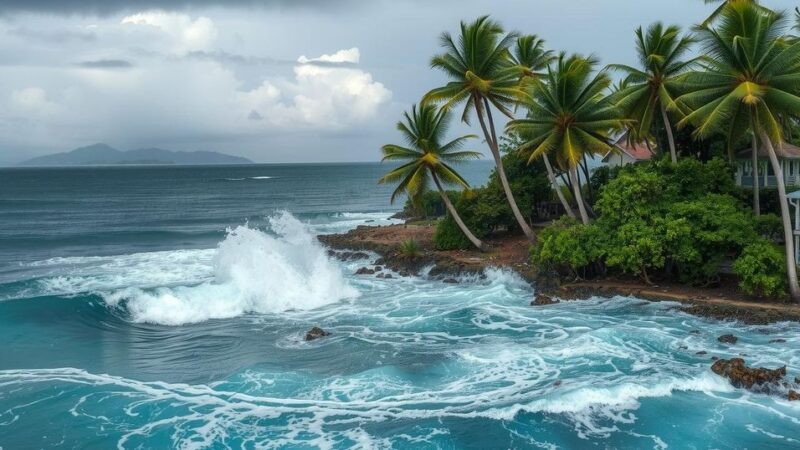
[0,163,798,449]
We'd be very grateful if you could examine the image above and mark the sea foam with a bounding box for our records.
[103,212,358,325]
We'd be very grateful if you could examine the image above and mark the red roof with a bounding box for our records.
[609,133,654,162]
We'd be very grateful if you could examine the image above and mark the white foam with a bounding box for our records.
[102,212,358,325]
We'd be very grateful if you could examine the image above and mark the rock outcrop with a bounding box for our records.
[304,327,331,341]
[717,334,738,344]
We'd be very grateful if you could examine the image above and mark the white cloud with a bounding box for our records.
[298,47,360,65]
[121,11,218,53]
[9,87,60,116]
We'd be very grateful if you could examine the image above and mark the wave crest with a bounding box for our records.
[103,211,358,325]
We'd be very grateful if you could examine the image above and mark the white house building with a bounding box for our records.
[601,134,654,168]
[735,142,800,188]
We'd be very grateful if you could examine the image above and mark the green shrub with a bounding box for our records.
[733,239,788,299]
[398,239,421,258]
[530,217,605,276]
[755,213,783,241]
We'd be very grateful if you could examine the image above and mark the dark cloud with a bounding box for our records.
[0,0,354,16]
[7,26,96,42]
[77,59,133,69]
[247,110,263,121]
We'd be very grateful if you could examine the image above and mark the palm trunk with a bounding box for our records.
[759,130,800,302]
[543,154,576,219]
[432,172,486,252]
[475,97,535,241]
[660,103,678,164]
[581,154,595,205]
[751,134,760,217]
[569,166,590,225]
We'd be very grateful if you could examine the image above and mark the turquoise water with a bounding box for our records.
[1,164,799,449]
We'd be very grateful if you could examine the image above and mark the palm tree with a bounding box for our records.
[676,1,800,301]
[425,16,536,240]
[507,53,624,225]
[379,103,487,251]
[700,0,767,25]
[508,36,575,218]
[609,23,696,164]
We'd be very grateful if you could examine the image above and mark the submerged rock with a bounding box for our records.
[442,278,459,284]
[304,327,331,341]
[696,351,708,356]
[769,339,787,343]
[711,358,786,391]
[717,334,738,344]
[532,294,559,306]
[355,267,375,275]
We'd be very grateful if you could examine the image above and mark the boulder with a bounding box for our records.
[304,327,331,341]
[717,334,738,344]
[531,294,559,306]
[710,358,786,391]
[789,390,800,401]
[355,267,375,275]
[383,274,393,279]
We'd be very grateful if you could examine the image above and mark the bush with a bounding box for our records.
[530,217,605,276]
[733,239,788,299]
[532,157,763,286]
[755,214,783,242]
[398,239,421,258]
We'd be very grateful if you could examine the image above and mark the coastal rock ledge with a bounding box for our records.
[710,358,798,400]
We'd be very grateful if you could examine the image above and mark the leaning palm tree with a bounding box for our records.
[676,1,800,301]
[508,53,624,225]
[509,36,575,218]
[425,16,536,240]
[379,103,486,251]
[609,23,696,164]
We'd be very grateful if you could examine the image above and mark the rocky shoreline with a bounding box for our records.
[320,223,800,325]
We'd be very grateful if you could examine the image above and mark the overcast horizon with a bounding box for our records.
[1,0,797,165]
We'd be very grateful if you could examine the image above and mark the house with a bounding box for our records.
[601,133,654,168]
[735,142,800,188]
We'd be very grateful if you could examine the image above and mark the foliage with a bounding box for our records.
[508,53,622,169]
[398,239,422,259]
[733,239,788,298]
[608,22,696,149]
[531,158,765,284]
[530,217,605,274]
[755,213,783,241]
[401,190,458,218]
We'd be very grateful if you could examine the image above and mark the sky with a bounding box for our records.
[0,0,797,165]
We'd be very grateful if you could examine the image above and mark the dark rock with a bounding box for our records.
[711,356,719,361]
[375,266,383,272]
[769,339,787,343]
[788,390,800,401]
[532,294,559,306]
[795,377,800,384]
[443,278,459,284]
[696,351,707,356]
[383,274,393,279]
[553,380,562,387]
[355,267,375,275]
[327,250,370,261]
[711,358,787,392]
[689,330,701,335]
[376,273,385,278]
[717,334,738,344]
[304,327,331,341]
[678,345,688,350]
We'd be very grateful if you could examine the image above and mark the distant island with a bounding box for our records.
[19,143,253,166]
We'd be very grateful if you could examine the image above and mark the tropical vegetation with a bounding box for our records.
[379,0,800,302]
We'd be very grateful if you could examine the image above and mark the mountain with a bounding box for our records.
[19,143,253,166]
